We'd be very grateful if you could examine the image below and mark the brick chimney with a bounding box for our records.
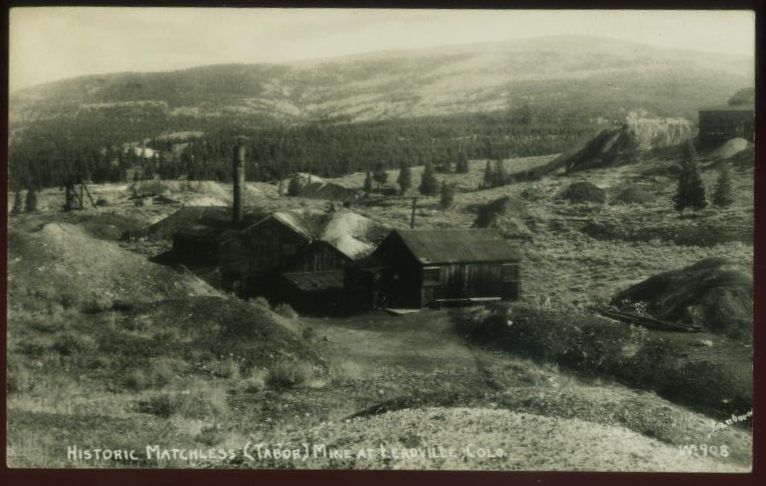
[232,141,245,224]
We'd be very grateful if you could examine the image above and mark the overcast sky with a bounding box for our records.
[9,7,755,92]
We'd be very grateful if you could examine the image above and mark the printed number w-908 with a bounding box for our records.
[678,444,730,458]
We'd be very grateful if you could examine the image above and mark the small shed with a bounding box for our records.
[346,228,521,309]
[274,271,348,314]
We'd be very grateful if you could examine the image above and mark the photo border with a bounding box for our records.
[1,0,763,484]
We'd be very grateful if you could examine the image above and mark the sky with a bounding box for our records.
[8,7,756,92]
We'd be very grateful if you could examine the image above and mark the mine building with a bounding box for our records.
[170,142,521,314]
[698,88,755,147]
[345,228,521,309]
[218,209,388,309]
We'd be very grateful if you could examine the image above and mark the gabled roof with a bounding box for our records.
[240,209,387,260]
[392,229,521,265]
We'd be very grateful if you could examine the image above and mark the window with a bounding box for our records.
[423,266,441,284]
[501,264,519,281]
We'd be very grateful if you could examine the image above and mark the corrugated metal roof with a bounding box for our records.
[394,229,521,264]
[281,271,345,292]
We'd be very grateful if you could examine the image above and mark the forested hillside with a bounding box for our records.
[8,35,753,190]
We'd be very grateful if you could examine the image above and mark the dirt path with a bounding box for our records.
[272,310,751,471]
[309,310,480,372]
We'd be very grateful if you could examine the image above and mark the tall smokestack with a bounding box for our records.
[232,140,245,224]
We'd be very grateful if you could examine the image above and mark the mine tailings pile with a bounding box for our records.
[613,257,753,342]
[516,117,695,180]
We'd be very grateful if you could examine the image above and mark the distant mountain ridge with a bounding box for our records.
[10,35,753,128]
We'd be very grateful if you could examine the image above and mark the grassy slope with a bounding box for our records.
[6,216,322,467]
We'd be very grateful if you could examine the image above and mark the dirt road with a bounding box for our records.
[291,309,751,471]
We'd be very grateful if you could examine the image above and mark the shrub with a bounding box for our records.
[53,331,97,357]
[195,423,225,446]
[241,368,268,392]
[614,186,653,205]
[125,358,183,390]
[138,385,228,419]
[556,181,607,204]
[267,361,313,388]
[6,363,35,394]
[84,293,113,313]
[274,303,298,320]
[330,360,364,384]
[209,357,241,379]
[249,296,271,311]
[301,326,317,342]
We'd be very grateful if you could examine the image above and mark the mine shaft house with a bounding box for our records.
[346,229,521,309]
[698,88,754,148]
[218,209,388,312]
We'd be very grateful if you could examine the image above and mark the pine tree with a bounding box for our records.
[25,186,38,213]
[494,159,508,187]
[373,162,388,188]
[482,160,495,189]
[673,141,707,216]
[397,162,412,195]
[11,191,23,214]
[712,164,735,208]
[363,171,373,194]
[455,152,469,173]
[287,174,302,197]
[419,160,439,196]
[439,181,455,210]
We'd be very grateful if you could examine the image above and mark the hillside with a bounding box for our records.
[10,36,752,128]
[7,136,754,469]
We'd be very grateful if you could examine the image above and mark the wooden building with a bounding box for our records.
[346,228,521,309]
[219,212,317,295]
[698,103,754,147]
[218,209,387,300]
[274,270,348,314]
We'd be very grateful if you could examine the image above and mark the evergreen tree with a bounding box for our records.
[11,191,23,214]
[419,160,439,196]
[287,174,302,197]
[494,159,509,187]
[24,186,38,213]
[397,162,412,195]
[439,181,455,210]
[712,164,735,208]
[455,151,469,173]
[363,171,373,194]
[673,141,707,216]
[373,162,388,188]
[482,160,495,189]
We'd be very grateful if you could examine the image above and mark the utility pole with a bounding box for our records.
[410,197,418,229]
[232,139,246,224]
